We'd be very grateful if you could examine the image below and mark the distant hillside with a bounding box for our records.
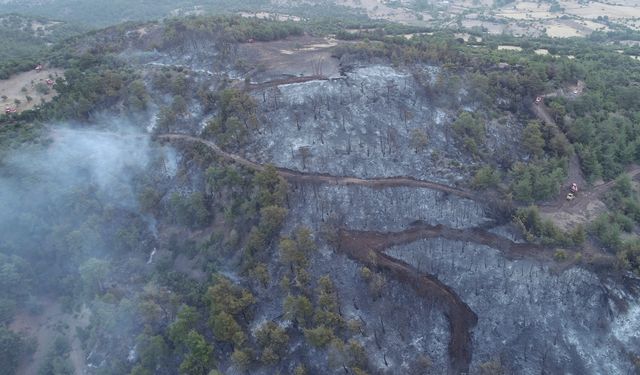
[0,14,84,78]
[0,0,271,27]
[0,0,369,28]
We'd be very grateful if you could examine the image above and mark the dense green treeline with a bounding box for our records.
[546,54,640,181]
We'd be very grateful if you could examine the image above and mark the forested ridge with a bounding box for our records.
[2,14,640,375]
[0,14,84,79]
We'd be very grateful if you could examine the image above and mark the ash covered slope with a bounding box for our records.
[245,64,523,185]
[245,66,640,374]
[4,15,640,375]
[117,19,640,374]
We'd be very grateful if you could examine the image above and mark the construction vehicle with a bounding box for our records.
[566,183,578,200]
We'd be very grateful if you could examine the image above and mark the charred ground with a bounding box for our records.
[2,15,640,375]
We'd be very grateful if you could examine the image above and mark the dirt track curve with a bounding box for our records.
[339,227,478,374]
[338,224,550,373]
[338,220,622,372]
[157,134,475,199]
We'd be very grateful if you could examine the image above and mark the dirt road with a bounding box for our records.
[530,102,586,191]
[337,219,621,372]
[531,98,640,226]
[338,228,477,374]
[159,131,640,234]
[158,134,475,199]
[160,132,481,373]
[541,165,640,214]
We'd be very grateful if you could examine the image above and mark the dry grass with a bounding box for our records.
[546,22,584,38]
[0,68,64,114]
[560,0,640,19]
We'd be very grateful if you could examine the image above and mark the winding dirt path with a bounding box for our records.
[531,100,640,223]
[338,228,477,374]
[340,222,616,269]
[337,221,620,373]
[342,223,551,260]
[157,134,475,199]
[530,102,586,191]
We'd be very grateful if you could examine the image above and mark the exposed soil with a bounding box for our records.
[0,68,63,114]
[342,221,617,267]
[541,165,640,215]
[237,35,343,81]
[532,86,585,196]
[335,0,427,25]
[159,132,640,238]
[530,88,586,206]
[157,134,475,199]
[560,0,640,20]
[338,227,478,374]
[337,219,624,372]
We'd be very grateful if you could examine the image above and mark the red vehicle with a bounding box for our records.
[566,183,579,200]
[4,106,17,115]
[571,183,578,194]
[46,79,54,86]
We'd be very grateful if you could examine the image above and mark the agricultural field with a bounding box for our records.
[331,0,640,37]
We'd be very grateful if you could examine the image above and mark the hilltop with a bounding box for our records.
[2,15,640,375]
